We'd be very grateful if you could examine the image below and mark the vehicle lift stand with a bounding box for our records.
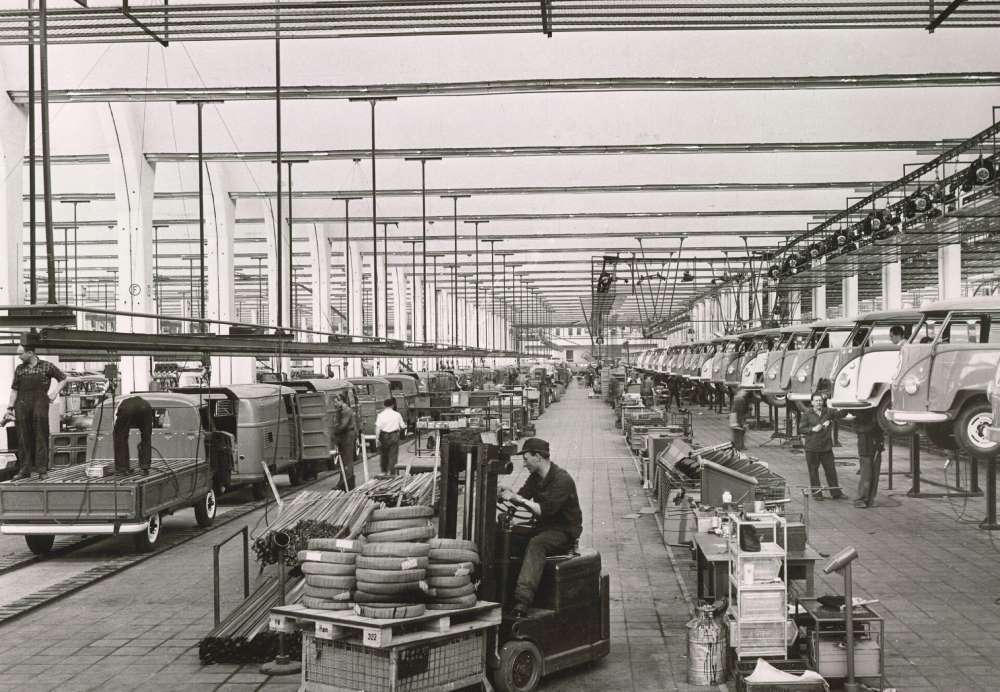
[760,401,799,448]
[906,435,982,500]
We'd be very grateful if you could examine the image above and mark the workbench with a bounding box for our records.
[693,531,823,601]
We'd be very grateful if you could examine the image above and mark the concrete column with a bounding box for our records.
[376,252,388,340]
[309,224,332,375]
[348,242,363,336]
[261,198,291,331]
[842,275,859,319]
[413,276,425,343]
[392,266,407,340]
[787,290,802,323]
[812,285,827,321]
[100,103,156,394]
[0,56,25,400]
[938,244,962,300]
[882,261,902,310]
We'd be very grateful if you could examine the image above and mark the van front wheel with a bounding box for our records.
[953,401,998,459]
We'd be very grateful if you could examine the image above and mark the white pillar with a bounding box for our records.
[882,261,902,310]
[261,199,290,331]
[0,57,25,399]
[413,276,425,343]
[310,224,332,374]
[841,275,859,319]
[938,244,962,300]
[787,291,802,323]
[392,266,406,340]
[101,103,156,395]
[348,242,363,336]
[376,253,388,340]
[812,285,827,321]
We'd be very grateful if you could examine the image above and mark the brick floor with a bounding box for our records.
[2,382,999,690]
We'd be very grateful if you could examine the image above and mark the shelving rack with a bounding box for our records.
[727,512,789,659]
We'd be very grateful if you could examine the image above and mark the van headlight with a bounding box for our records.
[796,367,808,383]
[727,365,735,375]
[902,376,920,395]
[838,371,852,388]
[766,367,778,381]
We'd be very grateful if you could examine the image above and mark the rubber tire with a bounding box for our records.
[429,583,476,599]
[953,400,999,459]
[301,596,354,611]
[194,489,217,527]
[306,574,357,590]
[250,482,268,501]
[133,512,161,553]
[431,593,477,607]
[427,562,474,577]
[427,575,472,589]
[298,549,358,564]
[428,538,477,551]
[877,394,917,438]
[286,465,303,487]
[302,562,357,577]
[362,542,431,558]
[354,590,420,604]
[25,534,54,556]
[304,584,353,601]
[365,518,431,534]
[494,639,543,692]
[428,548,480,564]
[302,462,319,482]
[357,556,429,571]
[354,580,424,596]
[307,538,365,553]
[370,505,434,521]
[355,568,426,583]
[365,526,435,543]
[926,422,959,451]
[357,603,426,619]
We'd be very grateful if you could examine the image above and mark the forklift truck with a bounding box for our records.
[437,429,611,692]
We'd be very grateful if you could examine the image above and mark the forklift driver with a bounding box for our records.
[500,438,583,618]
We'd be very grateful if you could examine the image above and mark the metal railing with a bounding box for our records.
[212,524,250,627]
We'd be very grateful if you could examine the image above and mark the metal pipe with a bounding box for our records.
[463,450,473,537]
[274,21,282,328]
[370,101,378,336]
[27,0,36,304]
[39,0,56,304]
[197,101,206,320]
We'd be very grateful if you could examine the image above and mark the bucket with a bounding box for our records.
[687,605,726,685]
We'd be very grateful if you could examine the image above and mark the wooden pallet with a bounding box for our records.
[270,601,500,649]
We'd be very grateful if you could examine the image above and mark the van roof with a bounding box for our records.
[347,377,392,384]
[283,378,353,393]
[177,384,296,398]
[918,296,1000,313]
[855,309,923,322]
[779,323,814,334]
[809,317,857,330]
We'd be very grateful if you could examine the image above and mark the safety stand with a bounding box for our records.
[760,401,796,447]
[980,456,1000,531]
[880,436,912,491]
[906,436,982,499]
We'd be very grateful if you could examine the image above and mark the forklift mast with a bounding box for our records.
[436,428,514,603]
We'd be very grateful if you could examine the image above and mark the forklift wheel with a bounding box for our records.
[494,640,543,692]
[25,534,55,556]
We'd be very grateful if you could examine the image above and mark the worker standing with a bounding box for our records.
[853,409,884,508]
[113,395,154,475]
[4,339,68,480]
[640,375,654,408]
[799,392,847,500]
[500,438,583,618]
[730,388,752,451]
[374,397,406,475]
[331,397,358,489]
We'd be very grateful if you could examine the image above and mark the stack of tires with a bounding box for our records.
[425,538,479,611]
[354,505,435,619]
[299,537,365,611]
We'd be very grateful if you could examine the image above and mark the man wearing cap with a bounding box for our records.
[374,397,406,474]
[3,338,68,480]
[500,438,583,618]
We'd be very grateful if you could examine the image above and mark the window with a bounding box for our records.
[152,408,171,429]
[912,316,946,344]
[389,381,404,392]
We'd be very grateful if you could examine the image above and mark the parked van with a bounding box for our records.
[739,328,782,391]
[348,377,394,446]
[281,378,360,479]
[786,318,856,402]
[761,324,813,405]
[724,332,762,392]
[385,373,422,430]
[888,297,1000,457]
[710,336,740,387]
[827,310,921,435]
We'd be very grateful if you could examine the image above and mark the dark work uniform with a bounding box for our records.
[113,396,153,473]
[854,411,885,507]
[514,462,583,609]
[333,405,358,489]
[12,358,66,475]
[800,407,847,499]
[730,390,751,451]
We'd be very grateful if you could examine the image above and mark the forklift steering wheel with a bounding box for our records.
[497,498,535,525]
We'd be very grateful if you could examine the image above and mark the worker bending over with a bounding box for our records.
[4,340,68,480]
[113,395,154,475]
[374,397,406,474]
[500,438,583,618]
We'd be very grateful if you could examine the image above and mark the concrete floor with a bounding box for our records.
[0,382,997,690]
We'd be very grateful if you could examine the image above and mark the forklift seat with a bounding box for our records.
[544,538,580,564]
[535,548,601,611]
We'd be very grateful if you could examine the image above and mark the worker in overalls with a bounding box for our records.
[113,395,154,476]
[4,340,68,480]
[332,396,358,489]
